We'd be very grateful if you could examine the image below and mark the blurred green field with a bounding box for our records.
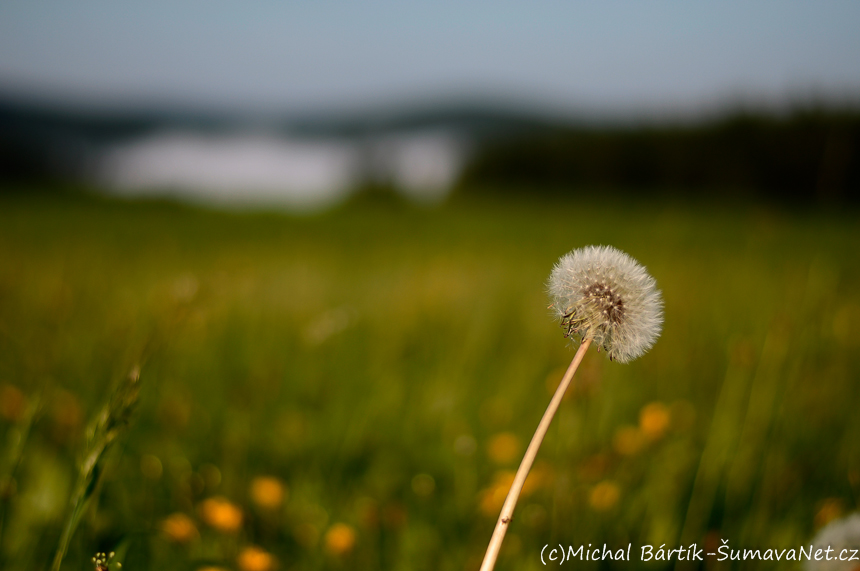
[1,189,859,571]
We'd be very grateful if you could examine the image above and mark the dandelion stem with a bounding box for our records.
[479,337,592,571]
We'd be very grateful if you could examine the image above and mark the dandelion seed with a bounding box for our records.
[548,245,663,363]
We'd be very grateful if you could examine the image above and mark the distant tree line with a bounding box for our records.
[3,94,859,204]
[458,110,860,203]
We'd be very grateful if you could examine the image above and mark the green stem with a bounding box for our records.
[50,368,140,571]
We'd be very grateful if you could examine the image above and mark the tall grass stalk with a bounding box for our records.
[50,367,141,571]
[479,338,591,571]
[0,391,42,565]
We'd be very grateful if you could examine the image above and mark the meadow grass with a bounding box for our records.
[0,188,858,570]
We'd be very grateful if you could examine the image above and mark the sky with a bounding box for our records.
[1,1,859,117]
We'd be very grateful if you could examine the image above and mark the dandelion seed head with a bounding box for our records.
[548,245,663,363]
[807,512,860,571]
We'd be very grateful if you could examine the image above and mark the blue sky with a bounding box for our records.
[1,1,859,116]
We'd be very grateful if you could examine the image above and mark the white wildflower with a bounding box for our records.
[807,513,860,571]
[548,245,663,363]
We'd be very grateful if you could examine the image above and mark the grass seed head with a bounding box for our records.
[548,245,663,363]
[91,552,117,571]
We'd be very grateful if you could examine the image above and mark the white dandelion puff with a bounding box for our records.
[480,245,664,571]
[806,513,860,571]
[548,245,663,363]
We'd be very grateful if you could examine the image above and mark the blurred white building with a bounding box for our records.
[98,129,466,210]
